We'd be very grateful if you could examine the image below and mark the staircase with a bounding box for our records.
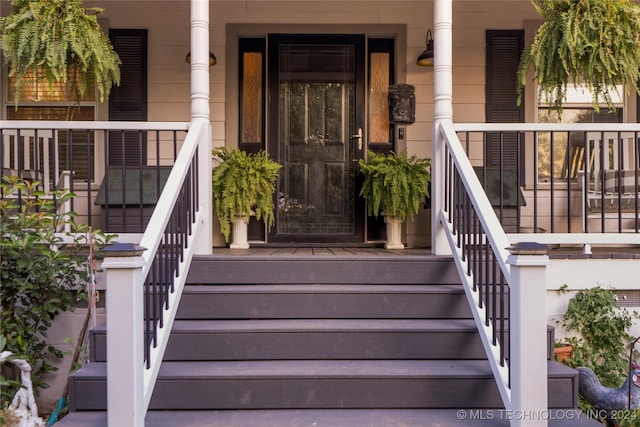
[59,249,600,426]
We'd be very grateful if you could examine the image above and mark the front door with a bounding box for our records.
[268,35,365,243]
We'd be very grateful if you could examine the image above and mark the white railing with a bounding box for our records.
[453,122,640,236]
[453,122,640,254]
[438,120,550,427]
[100,118,210,427]
[1,120,191,231]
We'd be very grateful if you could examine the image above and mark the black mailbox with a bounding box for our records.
[388,84,415,124]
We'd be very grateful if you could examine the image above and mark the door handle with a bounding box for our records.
[351,128,363,151]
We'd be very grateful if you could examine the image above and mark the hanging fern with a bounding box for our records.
[0,0,121,105]
[358,151,431,222]
[212,147,282,242]
[517,0,640,113]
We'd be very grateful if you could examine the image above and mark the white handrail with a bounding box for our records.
[439,122,512,279]
[102,119,207,427]
[0,120,189,131]
[437,121,513,406]
[454,122,640,132]
[438,208,512,405]
[138,119,205,410]
[439,121,551,425]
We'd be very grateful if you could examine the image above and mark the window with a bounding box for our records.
[239,38,266,153]
[6,69,97,182]
[368,38,395,153]
[537,85,624,182]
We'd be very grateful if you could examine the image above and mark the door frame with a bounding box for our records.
[224,24,407,245]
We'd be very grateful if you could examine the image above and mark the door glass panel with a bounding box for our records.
[369,52,390,144]
[241,52,263,143]
[277,44,355,236]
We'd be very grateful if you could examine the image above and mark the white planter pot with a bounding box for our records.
[230,215,250,249]
[384,216,404,249]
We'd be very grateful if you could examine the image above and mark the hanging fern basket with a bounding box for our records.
[0,0,121,106]
[517,0,640,113]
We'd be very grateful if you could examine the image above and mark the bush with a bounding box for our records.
[558,285,639,388]
[0,175,112,409]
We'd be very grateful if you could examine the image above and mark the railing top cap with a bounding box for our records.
[507,242,550,255]
[102,243,147,257]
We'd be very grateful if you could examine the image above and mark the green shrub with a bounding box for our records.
[0,175,112,407]
[558,285,639,388]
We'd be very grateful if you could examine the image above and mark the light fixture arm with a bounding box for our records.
[417,29,434,67]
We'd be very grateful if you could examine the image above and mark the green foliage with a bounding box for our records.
[517,0,640,113]
[620,411,640,427]
[358,150,431,222]
[212,147,282,242]
[557,285,639,390]
[0,175,113,407]
[0,0,121,106]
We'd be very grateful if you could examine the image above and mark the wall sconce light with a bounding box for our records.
[185,51,217,67]
[416,30,434,67]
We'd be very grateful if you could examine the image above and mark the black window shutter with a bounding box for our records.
[485,30,524,175]
[108,29,148,165]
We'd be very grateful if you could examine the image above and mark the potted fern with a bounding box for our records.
[212,147,281,249]
[358,150,431,249]
[0,0,121,108]
[517,0,640,114]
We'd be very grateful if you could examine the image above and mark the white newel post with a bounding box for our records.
[102,243,147,427]
[190,0,212,255]
[432,0,453,255]
[507,242,550,427]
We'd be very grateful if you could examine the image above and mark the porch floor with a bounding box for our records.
[205,245,640,259]
[208,246,432,256]
[56,409,603,427]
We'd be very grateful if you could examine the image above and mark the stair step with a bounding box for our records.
[56,408,604,427]
[177,284,472,319]
[90,319,488,362]
[69,360,578,411]
[90,320,556,363]
[187,254,461,285]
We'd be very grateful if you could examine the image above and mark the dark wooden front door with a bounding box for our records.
[268,35,365,243]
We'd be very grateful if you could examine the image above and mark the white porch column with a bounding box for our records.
[431,0,453,255]
[507,242,550,427]
[103,244,147,427]
[190,0,213,254]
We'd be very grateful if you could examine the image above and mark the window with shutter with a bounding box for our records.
[108,29,148,166]
[537,88,623,182]
[485,30,524,178]
[5,66,97,183]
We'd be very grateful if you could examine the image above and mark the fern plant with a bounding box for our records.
[517,0,640,113]
[0,0,121,106]
[358,150,431,222]
[212,147,282,242]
